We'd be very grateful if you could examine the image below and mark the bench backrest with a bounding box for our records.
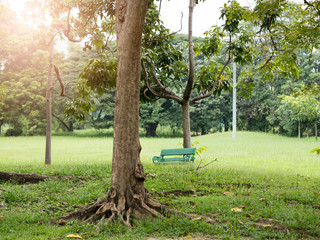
[160,148,196,156]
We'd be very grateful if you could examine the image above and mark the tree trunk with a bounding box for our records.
[279,125,283,134]
[315,118,318,141]
[298,121,301,138]
[0,119,3,136]
[145,122,158,137]
[181,0,195,149]
[224,118,229,131]
[45,40,54,165]
[68,122,74,132]
[51,0,163,225]
[110,0,149,214]
[182,101,192,148]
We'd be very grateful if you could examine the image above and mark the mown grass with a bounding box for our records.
[0,131,319,239]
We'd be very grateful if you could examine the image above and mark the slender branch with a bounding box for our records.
[54,8,82,43]
[304,0,320,15]
[149,68,183,103]
[142,62,183,103]
[53,65,74,99]
[258,54,274,70]
[45,35,56,47]
[196,158,218,171]
[144,12,183,44]
[190,54,232,103]
[143,88,159,101]
[142,62,165,99]
[52,113,72,131]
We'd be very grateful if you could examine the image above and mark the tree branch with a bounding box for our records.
[258,54,274,70]
[304,0,320,15]
[190,54,232,103]
[53,65,74,99]
[142,62,183,103]
[144,12,183,43]
[55,8,82,43]
[52,113,72,132]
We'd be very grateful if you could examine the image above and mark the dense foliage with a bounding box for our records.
[1,0,320,138]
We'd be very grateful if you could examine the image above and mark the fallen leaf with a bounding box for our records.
[61,202,69,205]
[1,200,5,206]
[0,216,6,221]
[226,221,231,224]
[238,220,244,225]
[247,189,251,194]
[315,212,318,215]
[223,192,235,196]
[66,234,82,239]
[257,223,272,228]
[67,188,74,192]
[245,213,251,218]
[240,205,246,208]
[259,198,268,205]
[185,235,193,239]
[231,207,242,212]
[192,194,197,197]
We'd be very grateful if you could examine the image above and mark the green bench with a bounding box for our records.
[152,148,196,164]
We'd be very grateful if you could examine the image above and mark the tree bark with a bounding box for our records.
[298,121,301,138]
[45,40,54,165]
[182,101,192,148]
[111,0,149,214]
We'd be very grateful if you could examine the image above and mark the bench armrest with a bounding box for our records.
[152,156,162,163]
[183,154,195,161]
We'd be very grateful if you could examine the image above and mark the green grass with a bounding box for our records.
[0,131,319,239]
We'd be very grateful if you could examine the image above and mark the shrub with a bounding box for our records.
[5,128,23,136]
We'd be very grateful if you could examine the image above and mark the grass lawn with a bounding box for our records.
[0,131,319,239]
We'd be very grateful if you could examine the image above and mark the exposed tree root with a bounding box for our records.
[51,189,216,226]
[0,171,48,184]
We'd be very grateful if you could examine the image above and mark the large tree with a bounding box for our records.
[53,0,166,224]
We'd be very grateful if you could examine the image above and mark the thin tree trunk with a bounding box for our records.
[0,120,3,136]
[181,0,195,148]
[298,121,301,138]
[182,101,192,148]
[45,40,54,165]
[315,118,318,140]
